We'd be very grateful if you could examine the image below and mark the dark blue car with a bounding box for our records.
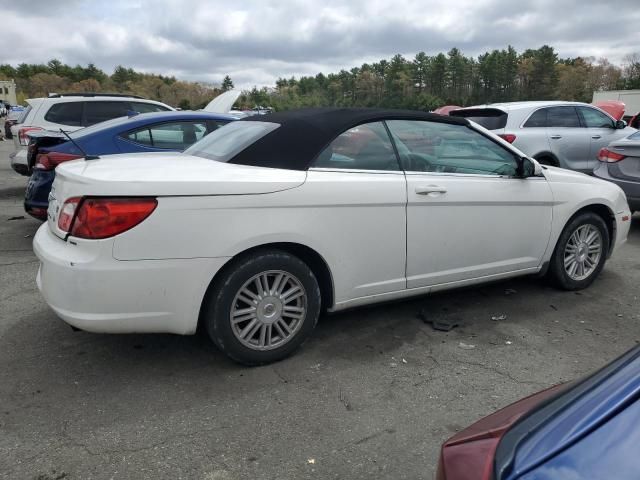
[24,111,235,219]
[438,345,640,480]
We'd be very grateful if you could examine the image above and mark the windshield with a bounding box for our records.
[185,121,280,162]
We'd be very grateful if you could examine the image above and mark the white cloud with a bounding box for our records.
[2,0,639,88]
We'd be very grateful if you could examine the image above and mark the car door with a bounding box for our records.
[385,119,553,289]
[577,106,623,167]
[546,106,591,172]
[305,121,408,301]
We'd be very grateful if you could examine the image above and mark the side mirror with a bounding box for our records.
[615,120,627,129]
[518,157,543,177]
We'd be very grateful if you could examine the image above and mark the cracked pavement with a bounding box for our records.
[1,137,639,480]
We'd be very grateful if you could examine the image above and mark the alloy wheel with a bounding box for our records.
[563,224,602,281]
[230,270,307,351]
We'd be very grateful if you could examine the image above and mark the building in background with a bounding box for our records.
[0,80,17,105]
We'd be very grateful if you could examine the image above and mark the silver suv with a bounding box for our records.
[450,101,636,173]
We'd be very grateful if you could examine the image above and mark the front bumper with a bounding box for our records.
[33,224,229,335]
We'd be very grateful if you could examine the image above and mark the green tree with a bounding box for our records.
[221,75,234,91]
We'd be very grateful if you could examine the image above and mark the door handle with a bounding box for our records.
[550,135,562,139]
[415,185,447,195]
[591,135,601,139]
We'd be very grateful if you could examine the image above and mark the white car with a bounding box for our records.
[34,109,632,365]
[10,94,173,175]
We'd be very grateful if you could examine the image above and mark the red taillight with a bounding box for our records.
[35,152,83,170]
[498,133,517,144]
[18,126,43,146]
[58,197,81,232]
[597,148,626,163]
[59,197,158,239]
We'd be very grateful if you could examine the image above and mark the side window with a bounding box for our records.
[150,122,207,149]
[313,121,399,171]
[123,122,208,150]
[132,102,171,113]
[523,108,548,128]
[84,101,131,126]
[124,128,153,147]
[44,102,83,126]
[578,107,615,128]
[386,120,519,176]
[546,107,581,128]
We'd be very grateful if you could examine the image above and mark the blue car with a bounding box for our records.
[437,345,640,480]
[24,111,235,219]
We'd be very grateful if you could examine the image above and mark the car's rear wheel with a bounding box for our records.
[203,250,321,365]
[548,212,609,290]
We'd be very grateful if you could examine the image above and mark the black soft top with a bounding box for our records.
[230,107,470,170]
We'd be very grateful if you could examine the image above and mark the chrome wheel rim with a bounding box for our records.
[230,270,307,351]
[564,224,602,281]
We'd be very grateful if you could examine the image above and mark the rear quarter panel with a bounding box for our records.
[112,172,408,305]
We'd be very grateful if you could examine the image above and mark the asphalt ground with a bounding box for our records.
[1,135,639,480]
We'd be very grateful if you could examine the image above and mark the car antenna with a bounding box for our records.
[59,129,100,160]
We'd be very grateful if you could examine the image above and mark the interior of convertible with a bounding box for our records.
[314,120,519,176]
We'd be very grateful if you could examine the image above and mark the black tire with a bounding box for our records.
[548,212,609,290]
[203,249,321,365]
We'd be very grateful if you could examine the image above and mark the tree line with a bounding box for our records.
[2,46,639,111]
[0,60,234,109]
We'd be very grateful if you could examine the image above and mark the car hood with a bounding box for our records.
[54,152,306,197]
[542,165,606,185]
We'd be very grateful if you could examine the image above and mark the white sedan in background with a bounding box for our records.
[34,108,632,365]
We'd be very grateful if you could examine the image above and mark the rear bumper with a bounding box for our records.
[594,164,640,210]
[24,169,55,220]
[33,224,230,335]
[10,149,29,176]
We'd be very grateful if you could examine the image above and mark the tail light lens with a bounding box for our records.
[597,148,626,163]
[57,197,81,232]
[35,152,83,170]
[18,126,44,146]
[498,133,517,144]
[58,197,158,239]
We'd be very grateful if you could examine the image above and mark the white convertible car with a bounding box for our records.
[34,108,632,364]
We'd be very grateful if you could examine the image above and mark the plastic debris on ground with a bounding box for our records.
[458,342,476,350]
[491,314,507,321]
[418,309,460,332]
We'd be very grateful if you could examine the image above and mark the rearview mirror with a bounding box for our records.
[615,120,627,129]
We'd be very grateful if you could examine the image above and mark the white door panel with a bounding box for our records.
[406,174,553,288]
[304,169,407,301]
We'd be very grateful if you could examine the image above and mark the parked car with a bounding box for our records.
[628,113,640,130]
[3,107,26,139]
[450,101,636,174]
[24,111,235,220]
[437,345,640,480]
[9,93,173,175]
[594,130,640,212]
[34,108,631,365]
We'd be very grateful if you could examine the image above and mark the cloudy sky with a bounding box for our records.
[3,0,640,88]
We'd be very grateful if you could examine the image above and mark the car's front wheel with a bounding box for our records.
[203,250,321,365]
[548,212,609,290]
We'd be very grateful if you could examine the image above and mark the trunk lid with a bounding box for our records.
[47,153,307,239]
